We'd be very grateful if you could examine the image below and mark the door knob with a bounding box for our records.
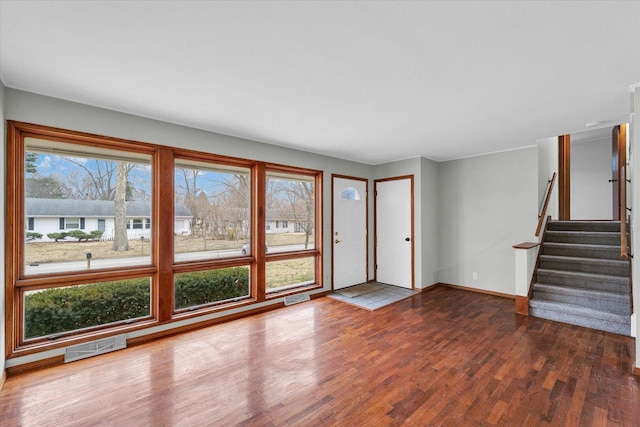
[335,239,342,244]
[405,237,411,242]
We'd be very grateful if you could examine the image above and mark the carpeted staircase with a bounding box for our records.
[529,220,631,336]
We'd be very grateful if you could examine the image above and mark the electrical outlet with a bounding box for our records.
[473,272,478,280]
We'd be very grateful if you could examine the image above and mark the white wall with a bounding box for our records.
[437,147,538,295]
[571,138,612,220]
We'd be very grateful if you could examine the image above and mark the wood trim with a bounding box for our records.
[633,366,640,377]
[5,122,20,359]
[330,174,369,291]
[434,282,515,300]
[315,172,324,289]
[513,242,539,250]
[6,355,65,377]
[515,296,529,315]
[558,135,571,220]
[156,147,174,321]
[373,175,415,288]
[253,163,266,302]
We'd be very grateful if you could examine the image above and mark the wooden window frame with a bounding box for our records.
[5,121,323,359]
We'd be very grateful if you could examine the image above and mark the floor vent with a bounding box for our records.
[65,334,126,363]
[284,293,310,306]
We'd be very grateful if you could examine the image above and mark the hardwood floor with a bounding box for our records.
[1,286,639,426]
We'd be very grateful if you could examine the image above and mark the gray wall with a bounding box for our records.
[571,138,612,220]
[0,81,6,375]
[420,157,440,287]
[537,137,559,220]
[631,86,639,363]
[437,148,538,295]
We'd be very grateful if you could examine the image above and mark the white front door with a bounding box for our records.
[333,177,367,290]
[375,177,413,288]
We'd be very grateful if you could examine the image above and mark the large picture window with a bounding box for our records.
[6,122,323,358]
[174,160,250,262]
[23,138,152,275]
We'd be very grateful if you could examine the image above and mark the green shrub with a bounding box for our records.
[175,267,249,309]
[25,278,150,339]
[66,229,104,242]
[47,232,68,242]
[26,232,43,241]
[90,230,104,239]
[24,267,249,338]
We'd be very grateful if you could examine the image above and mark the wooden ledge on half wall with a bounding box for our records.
[512,242,539,249]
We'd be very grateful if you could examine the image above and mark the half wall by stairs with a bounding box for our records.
[529,220,631,336]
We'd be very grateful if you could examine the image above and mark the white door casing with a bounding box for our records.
[333,177,367,290]
[375,177,413,289]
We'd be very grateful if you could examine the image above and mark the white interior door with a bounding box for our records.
[375,177,413,288]
[333,177,367,290]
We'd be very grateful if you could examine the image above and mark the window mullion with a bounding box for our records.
[156,147,174,321]
[253,163,266,301]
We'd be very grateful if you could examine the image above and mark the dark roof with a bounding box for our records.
[26,198,192,217]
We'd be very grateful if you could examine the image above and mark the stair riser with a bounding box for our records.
[548,222,620,232]
[542,246,621,260]
[545,233,620,245]
[536,272,628,293]
[533,290,630,316]
[539,259,629,276]
[529,307,630,336]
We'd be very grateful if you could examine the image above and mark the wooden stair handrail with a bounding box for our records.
[535,173,557,237]
[621,165,628,259]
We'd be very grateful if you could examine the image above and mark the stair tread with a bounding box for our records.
[547,230,619,235]
[540,255,628,265]
[536,269,629,283]
[543,242,621,250]
[533,283,629,299]
[528,299,630,323]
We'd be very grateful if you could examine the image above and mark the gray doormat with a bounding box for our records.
[328,282,419,311]
[334,282,383,298]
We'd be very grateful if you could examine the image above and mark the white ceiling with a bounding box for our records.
[1,1,639,164]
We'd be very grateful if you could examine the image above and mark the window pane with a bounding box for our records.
[174,162,250,262]
[65,218,80,229]
[24,145,152,275]
[266,172,315,252]
[175,266,250,310]
[24,277,151,340]
[266,257,315,293]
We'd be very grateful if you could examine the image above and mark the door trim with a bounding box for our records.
[558,134,571,220]
[331,174,369,290]
[374,175,415,289]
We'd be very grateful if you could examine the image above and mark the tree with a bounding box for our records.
[25,152,39,174]
[63,158,118,200]
[271,179,314,248]
[176,168,203,236]
[25,175,68,199]
[112,162,130,252]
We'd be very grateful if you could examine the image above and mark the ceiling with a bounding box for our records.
[1,1,638,164]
